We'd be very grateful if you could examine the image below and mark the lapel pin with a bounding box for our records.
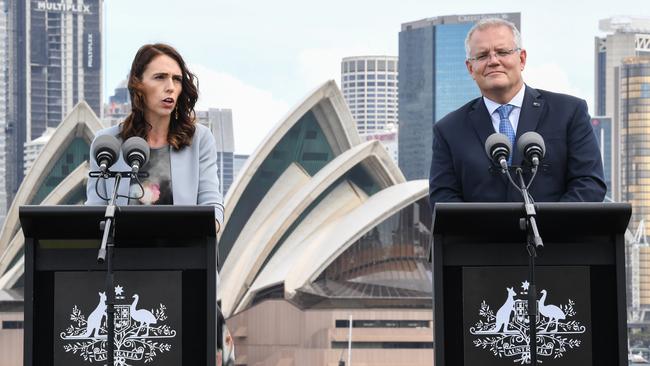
[533,102,541,107]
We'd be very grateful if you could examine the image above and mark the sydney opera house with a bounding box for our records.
[0,81,433,365]
[0,101,100,366]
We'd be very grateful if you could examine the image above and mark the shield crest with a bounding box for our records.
[114,304,131,333]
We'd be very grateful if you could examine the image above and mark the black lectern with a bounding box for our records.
[21,205,217,366]
[431,202,631,366]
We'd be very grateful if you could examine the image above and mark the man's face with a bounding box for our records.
[465,25,526,102]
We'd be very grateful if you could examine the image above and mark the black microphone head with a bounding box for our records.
[517,131,546,167]
[485,133,512,159]
[121,136,150,168]
[92,135,121,168]
[517,131,546,158]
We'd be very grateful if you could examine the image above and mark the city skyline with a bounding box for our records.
[0,0,103,224]
[105,0,647,154]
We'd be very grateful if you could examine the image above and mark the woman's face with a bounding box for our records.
[140,54,183,123]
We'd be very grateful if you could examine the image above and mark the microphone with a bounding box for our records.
[517,132,546,168]
[121,137,150,174]
[92,135,121,174]
[485,133,512,171]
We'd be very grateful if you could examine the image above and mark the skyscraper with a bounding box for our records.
[619,57,650,311]
[0,0,9,225]
[340,56,398,136]
[620,57,650,237]
[594,17,650,201]
[196,108,235,195]
[398,13,520,180]
[233,154,249,182]
[5,0,103,205]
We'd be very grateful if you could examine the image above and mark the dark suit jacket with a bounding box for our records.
[429,86,607,210]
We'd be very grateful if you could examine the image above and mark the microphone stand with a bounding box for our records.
[514,167,543,365]
[93,170,134,366]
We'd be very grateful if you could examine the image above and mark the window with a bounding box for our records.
[302,152,328,161]
[335,319,429,328]
[2,321,24,329]
[642,83,650,98]
[331,342,433,349]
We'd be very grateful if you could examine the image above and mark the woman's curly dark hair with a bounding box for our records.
[121,43,198,150]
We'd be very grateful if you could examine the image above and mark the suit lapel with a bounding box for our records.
[513,86,545,164]
[468,97,495,160]
[468,97,510,186]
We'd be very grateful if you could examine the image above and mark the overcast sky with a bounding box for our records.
[105,0,647,154]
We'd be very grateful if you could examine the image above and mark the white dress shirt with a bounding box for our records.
[483,84,526,134]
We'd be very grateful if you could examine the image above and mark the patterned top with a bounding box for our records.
[129,145,174,205]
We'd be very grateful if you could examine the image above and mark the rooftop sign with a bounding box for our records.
[35,1,92,14]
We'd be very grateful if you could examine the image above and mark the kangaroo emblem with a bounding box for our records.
[79,292,107,338]
[494,287,516,333]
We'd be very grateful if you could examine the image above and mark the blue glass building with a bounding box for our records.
[398,13,521,180]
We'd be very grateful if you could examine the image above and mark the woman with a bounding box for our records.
[85,43,224,230]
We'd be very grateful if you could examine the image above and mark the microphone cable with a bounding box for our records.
[94,173,147,202]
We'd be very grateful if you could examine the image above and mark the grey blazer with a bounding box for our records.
[85,123,224,226]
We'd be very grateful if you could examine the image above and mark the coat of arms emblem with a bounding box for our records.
[469,280,586,364]
[59,285,177,365]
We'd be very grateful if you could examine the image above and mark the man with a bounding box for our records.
[428,18,606,210]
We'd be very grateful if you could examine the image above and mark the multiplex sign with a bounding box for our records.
[34,1,92,14]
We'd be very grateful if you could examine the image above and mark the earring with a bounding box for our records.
[175,105,179,120]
